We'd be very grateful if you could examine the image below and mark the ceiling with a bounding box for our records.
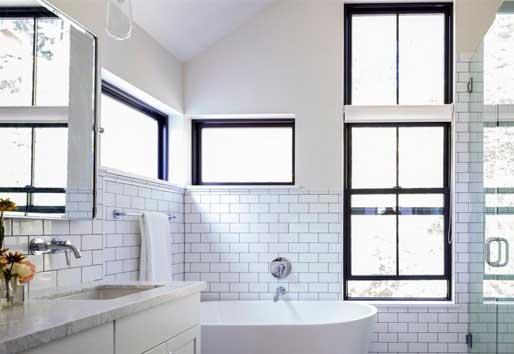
[132,0,276,62]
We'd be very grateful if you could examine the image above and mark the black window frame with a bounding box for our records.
[192,119,295,186]
[101,81,169,181]
[344,2,454,105]
[343,122,452,301]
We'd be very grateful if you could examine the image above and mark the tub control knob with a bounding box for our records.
[270,257,292,279]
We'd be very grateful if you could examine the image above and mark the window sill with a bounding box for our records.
[186,185,303,191]
[100,167,185,191]
[348,300,458,307]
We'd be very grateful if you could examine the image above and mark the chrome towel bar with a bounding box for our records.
[112,209,176,221]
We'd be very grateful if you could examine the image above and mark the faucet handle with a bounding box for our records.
[51,237,69,247]
[64,250,71,267]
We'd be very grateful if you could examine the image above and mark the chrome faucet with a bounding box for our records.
[30,238,82,266]
[273,286,286,302]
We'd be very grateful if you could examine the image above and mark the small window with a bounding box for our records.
[344,123,451,300]
[192,119,295,185]
[101,82,169,180]
[344,3,453,105]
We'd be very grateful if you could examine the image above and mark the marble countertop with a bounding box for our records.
[0,281,206,354]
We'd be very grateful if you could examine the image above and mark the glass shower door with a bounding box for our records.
[469,2,514,353]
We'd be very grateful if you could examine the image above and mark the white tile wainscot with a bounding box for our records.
[184,188,343,301]
[1,170,186,295]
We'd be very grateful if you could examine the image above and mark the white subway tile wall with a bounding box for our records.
[0,51,499,354]
[184,188,343,301]
[1,170,185,295]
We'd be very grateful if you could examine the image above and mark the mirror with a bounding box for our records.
[0,0,97,219]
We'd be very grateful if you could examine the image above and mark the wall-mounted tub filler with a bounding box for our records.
[273,286,287,303]
[30,238,82,266]
[270,257,291,279]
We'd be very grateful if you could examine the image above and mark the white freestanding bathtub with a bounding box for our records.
[201,301,377,354]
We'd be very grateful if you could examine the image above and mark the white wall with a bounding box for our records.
[455,0,503,55]
[185,0,344,190]
[43,0,184,113]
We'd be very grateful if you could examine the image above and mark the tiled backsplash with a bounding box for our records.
[184,188,342,301]
[1,170,185,294]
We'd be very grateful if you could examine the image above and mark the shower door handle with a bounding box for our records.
[485,237,510,267]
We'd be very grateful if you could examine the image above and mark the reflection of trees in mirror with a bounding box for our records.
[0,19,33,97]
[0,17,67,103]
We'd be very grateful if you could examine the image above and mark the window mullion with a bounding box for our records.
[395,126,400,276]
[32,17,38,106]
[396,13,400,105]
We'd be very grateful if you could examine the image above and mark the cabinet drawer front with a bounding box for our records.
[20,323,114,354]
[116,294,200,354]
[167,326,200,354]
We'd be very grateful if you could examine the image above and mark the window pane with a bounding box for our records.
[33,127,68,188]
[0,18,34,106]
[0,193,26,210]
[399,14,445,104]
[101,94,159,179]
[36,18,70,106]
[486,193,514,208]
[352,15,397,105]
[399,126,444,188]
[351,195,396,275]
[32,193,65,207]
[484,13,514,105]
[0,128,32,187]
[484,125,514,188]
[348,280,447,299]
[201,127,293,183]
[351,127,396,188]
[399,194,445,275]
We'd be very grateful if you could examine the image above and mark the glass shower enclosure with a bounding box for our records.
[469,1,514,353]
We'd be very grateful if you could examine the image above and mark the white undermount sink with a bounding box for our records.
[44,285,164,300]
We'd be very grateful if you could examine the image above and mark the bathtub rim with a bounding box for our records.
[201,300,378,327]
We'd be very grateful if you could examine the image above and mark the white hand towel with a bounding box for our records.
[139,212,173,281]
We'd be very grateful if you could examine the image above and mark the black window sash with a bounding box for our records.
[101,81,169,181]
[343,122,452,300]
[191,119,295,186]
[344,2,453,105]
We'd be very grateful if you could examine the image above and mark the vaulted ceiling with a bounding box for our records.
[132,0,276,62]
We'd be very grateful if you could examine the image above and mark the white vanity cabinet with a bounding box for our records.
[117,293,201,354]
[19,293,201,354]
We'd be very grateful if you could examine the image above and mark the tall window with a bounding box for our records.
[192,119,295,185]
[345,123,451,300]
[101,82,169,180]
[0,8,70,215]
[344,3,453,105]
[344,3,453,300]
